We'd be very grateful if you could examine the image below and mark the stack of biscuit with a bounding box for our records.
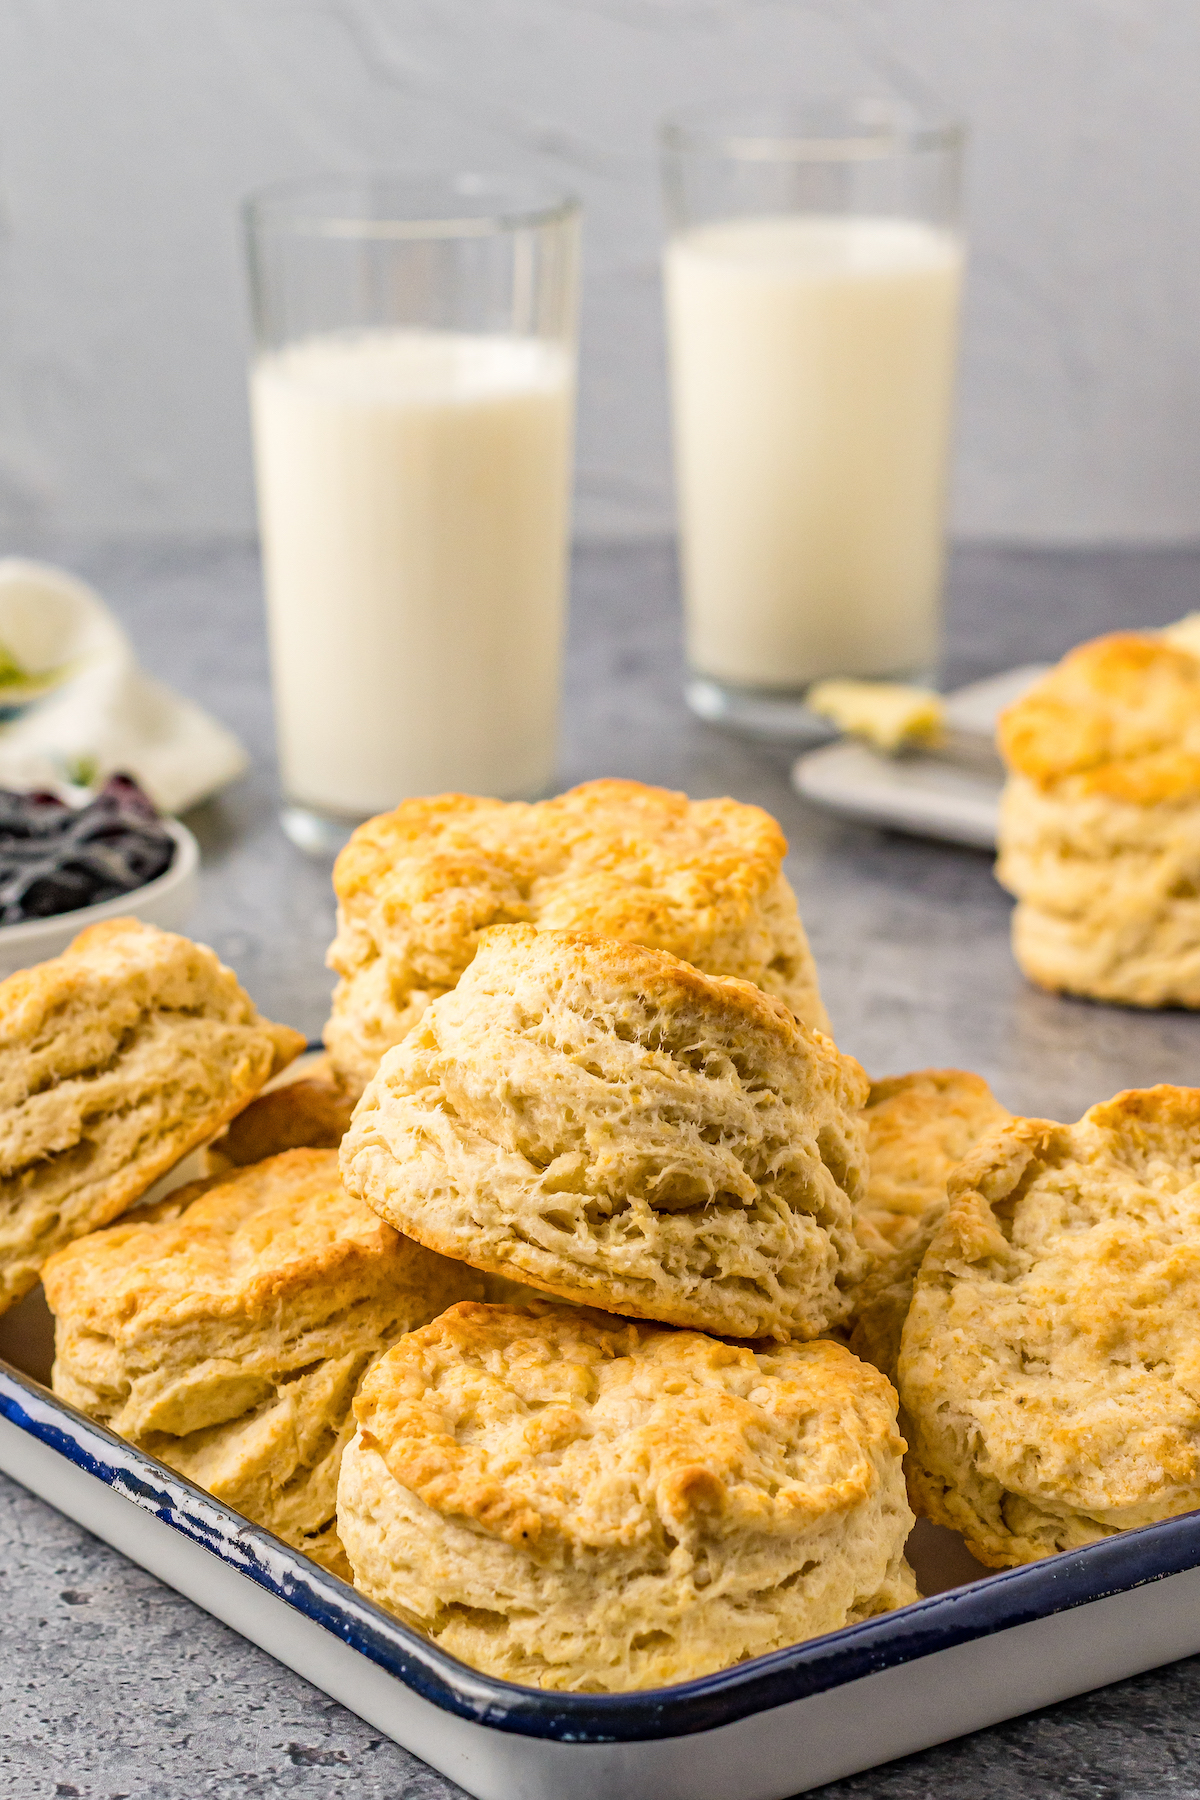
[24,779,931,1694]
[36,773,1200,1693]
[325,802,921,1684]
[43,1149,477,1574]
[996,627,1200,1006]
[7,916,480,1576]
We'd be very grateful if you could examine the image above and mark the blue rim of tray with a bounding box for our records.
[4,1357,1200,1745]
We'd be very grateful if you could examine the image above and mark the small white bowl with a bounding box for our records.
[0,819,200,978]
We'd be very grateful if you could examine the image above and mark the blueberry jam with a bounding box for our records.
[0,773,175,925]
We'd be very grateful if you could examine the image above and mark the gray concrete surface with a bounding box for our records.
[3,534,1200,1794]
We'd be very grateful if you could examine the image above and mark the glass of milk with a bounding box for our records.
[660,98,965,735]
[244,174,580,851]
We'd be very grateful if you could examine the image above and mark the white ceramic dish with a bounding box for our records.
[2,1262,1200,1799]
[0,818,199,977]
[792,666,1049,849]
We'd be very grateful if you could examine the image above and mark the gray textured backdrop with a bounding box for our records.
[0,1,1196,544]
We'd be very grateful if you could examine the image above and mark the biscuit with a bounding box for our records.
[849,1071,1011,1385]
[324,779,828,1092]
[340,924,869,1341]
[336,1302,917,1690]
[997,633,1200,805]
[209,1055,357,1167]
[997,635,1200,1006]
[43,1148,481,1575]
[998,774,1200,1006]
[1161,613,1200,660]
[856,1069,1013,1258]
[899,1085,1200,1566]
[0,918,305,1313]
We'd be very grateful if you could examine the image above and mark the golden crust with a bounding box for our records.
[340,924,869,1341]
[43,1148,400,1330]
[997,634,1200,805]
[209,1057,358,1166]
[43,1148,481,1570]
[324,779,828,1091]
[899,1085,1200,1567]
[0,917,305,1313]
[857,1069,1012,1257]
[337,1302,916,1690]
[848,1070,1011,1384]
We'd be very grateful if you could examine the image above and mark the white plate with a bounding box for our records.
[792,666,1048,849]
[0,818,199,976]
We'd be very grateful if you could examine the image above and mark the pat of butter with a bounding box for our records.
[805,679,945,754]
[1161,613,1200,660]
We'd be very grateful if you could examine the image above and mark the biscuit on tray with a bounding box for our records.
[848,1069,1011,1383]
[340,924,869,1341]
[324,777,829,1093]
[899,1085,1200,1567]
[997,633,1200,1006]
[0,917,305,1313]
[43,1148,481,1576]
[336,1302,917,1691]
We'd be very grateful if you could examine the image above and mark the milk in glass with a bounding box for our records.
[665,216,963,688]
[251,329,573,816]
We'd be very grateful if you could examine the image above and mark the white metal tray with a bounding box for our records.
[4,1235,1200,1798]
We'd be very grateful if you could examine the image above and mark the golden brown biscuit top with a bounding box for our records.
[211,1060,357,1167]
[997,634,1200,803]
[906,1084,1200,1521]
[863,1069,1011,1252]
[353,1302,903,1551]
[41,1148,403,1332]
[0,917,304,1105]
[428,921,865,1115]
[330,779,790,982]
[942,1082,1200,1226]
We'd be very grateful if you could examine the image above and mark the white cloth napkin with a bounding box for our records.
[0,559,249,814]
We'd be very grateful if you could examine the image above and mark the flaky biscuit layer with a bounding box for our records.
[848,1069,1011,1385]
[998,775,1200,1007]
[44,1148,480,1571]
[856,1069,1012,1258]
[899,1085,1200,1566]
[209,1054,358,1168]
[0,917,304,1313]
[337,1302,916,1691]
[340,925,868,1341]
[324,779,828,1091]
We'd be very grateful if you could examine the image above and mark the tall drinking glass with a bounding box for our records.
[661,98,964,735]
[245,174,580,852]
